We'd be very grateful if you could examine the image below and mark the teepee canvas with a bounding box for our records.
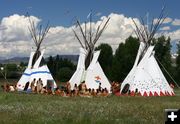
[17,16,56,91]
[120,9,175,96]
[69,13,111,92]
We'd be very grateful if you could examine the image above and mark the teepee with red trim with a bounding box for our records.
[120,8,175,96]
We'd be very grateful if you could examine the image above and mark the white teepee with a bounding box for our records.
[17,16,56,91]
[120,9,175,96]
[70,48,111,92]
[69,13,111,92]
[120,42,174,96]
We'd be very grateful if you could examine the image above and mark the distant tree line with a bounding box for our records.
[45,35,179,86]
[0,35,179,86]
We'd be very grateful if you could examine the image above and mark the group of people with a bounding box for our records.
[0,78,54,94]
[24,78,56,94]
[1,80,113,97]
[61,81,110,97]
[1,80,176,97]
[1,83,16,92]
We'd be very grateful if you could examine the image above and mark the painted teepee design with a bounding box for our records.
[120,8,175,96]
[17,16,56,91]
[69,13,111,92]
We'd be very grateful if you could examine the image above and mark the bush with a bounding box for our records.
[56,67,75,82]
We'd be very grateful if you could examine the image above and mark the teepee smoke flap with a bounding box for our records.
[72,13,110,69]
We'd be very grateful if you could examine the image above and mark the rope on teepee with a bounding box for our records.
[155,56,180,88]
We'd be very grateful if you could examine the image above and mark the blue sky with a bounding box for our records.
[0,0,180,58]
[1,0,180,26]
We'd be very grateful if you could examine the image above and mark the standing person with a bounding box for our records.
[50,81,55,95]
[39,78,43,90]
[66,82,71,95]
[37,78,43,94]
[98,83,102,92]
[31,78,36,93]
[24,82,30,91]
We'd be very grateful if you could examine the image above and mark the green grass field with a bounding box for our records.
[0,89,179,124]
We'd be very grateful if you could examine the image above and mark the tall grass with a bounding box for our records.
[0,90,180,124]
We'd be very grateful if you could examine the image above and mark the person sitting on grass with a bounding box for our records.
[70,90,75,97]
[88,88,92,95]
[47,86,52,95]
[100,89,105,96]
[104,88,108,93]
[111,82,120,94]
[60,90,66,97]
[78,83,82,92]
[91,88,96,96]
[9,85,15,92]
[13,84,17,91]
[135,88,139,96]
[86,88,92,97]
[96,89,101,96]
[46,81,54,95]
[73,83,79,96]
[81,81,87,94]
[128,90,131,96]
[84,88,90,96]
[55,87,61,95]
[41,86,47,94]
[79,88,90,97]
[101,88,109,97]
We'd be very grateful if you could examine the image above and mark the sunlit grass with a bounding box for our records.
[0,89,180,124]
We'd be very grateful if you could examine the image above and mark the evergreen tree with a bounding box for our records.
[54,55,60,75]
[154,36,173,82]
[57,67,74,82]
[95,43,113,78]
[176,41,180,85]
[47,55,76,81]
[111,36,139,82]
[47,56,55,76]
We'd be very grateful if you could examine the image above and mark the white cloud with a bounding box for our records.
[1,14,40,41]
[163,17,173,24]
[160,26,170,31]
[0,13,138,58]
[153,17,172,25]
[95,12,102,17]
[163,29,180,41]
[0,14,41,59]
[172,19,180,26]
[0,13,179,59]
